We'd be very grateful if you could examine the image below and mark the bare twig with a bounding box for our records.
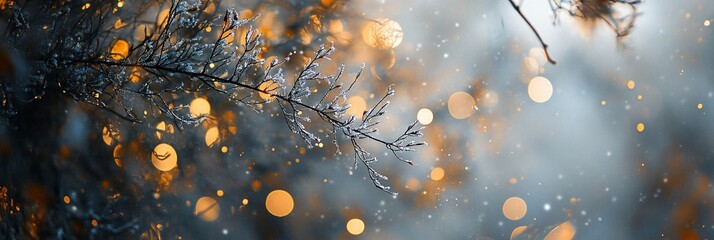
[508,0,558,64]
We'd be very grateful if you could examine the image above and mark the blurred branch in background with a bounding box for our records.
[509,0,642,64]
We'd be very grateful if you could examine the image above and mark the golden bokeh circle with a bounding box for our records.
[430,167,445,181]
[205,127,220,147]
[265,190,294,217]
[110,40,129,60]
[448,91,476,119]
[194,196,220,222]
[189,98,211,118]
[346,218,365,235]
[346,96,367,119]
[626,80,635,90]
[151,143,178,171]
[502,197,527,220]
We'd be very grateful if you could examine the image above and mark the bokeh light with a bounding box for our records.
[528,76,553,103]
[448,91,476,119]
[102,125,117,146]
[502,197,527,220]
[544,221,576,240]
[258,81,279,101]
[151,143,178,171]
[346,218,365,235]
[417,108,434,125]
[205,127,219,147]
[190,98,211,118]
[510,226,527,240]
[110,40,129,60]
[265,190,294,217]
[361,18,403,49]
[194,196,220,222]
[626,80,636,89]
[430,167,445,181]
[346,96,367,119]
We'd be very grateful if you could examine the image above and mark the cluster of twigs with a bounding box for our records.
[1,0,423,195]
[508,0,641,64]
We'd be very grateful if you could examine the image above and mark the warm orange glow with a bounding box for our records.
[361,18,403,49]
[346,218,365,235]
[189,97,211,118]
[626,80,635,89]
[448,91,476,119]
[528,76,553,103]
[129,67,141,83]
[258,81,279,101]
[155,121,174,139]
[636,122,645,132]
[265,190,294,217]
[346,96,367,119]
[697,103,703,109]
[204,1,215,14]
[510,226,528,240]
[329,19,344,34]
[251,180,262,192]
[110,40,129,60]
[113,144,123,167]
[114,19,124,29]
[502,197,527,220]
[239,9,254,19]
[151,143,178,171]
[544,221,576,240]
[205,127,219,147]
[216,190,224,197]
[63,195,70,204]
[194,196,220,221]
[405,177,421,191]
[321,0,335,6]
[430,167,445,181]
[158,9,170,29]
[102,125,117,146]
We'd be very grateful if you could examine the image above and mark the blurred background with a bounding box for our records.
[1,0,713,239]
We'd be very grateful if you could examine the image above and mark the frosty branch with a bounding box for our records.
[1,0,424,194]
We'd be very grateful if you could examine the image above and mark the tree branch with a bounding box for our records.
[508,0,557,64]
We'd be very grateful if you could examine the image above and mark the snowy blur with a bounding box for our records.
[296,0,714,239]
